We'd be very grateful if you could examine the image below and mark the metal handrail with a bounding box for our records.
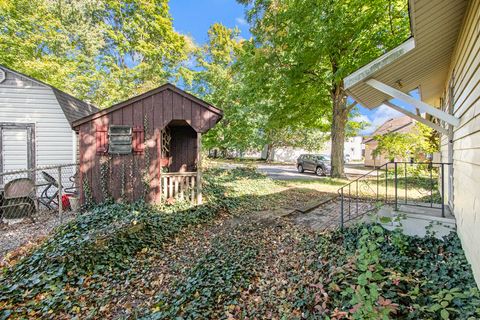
[337,161,452,229]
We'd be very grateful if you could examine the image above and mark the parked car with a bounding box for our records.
[296,154,331,176]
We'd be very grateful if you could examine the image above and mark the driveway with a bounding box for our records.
[212,160,375,181]
[257,163,375,181]
[256,164,324,181]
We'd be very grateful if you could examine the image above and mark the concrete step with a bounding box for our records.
[378,205,456,239]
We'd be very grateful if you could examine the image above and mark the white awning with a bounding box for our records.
[344,0,468,110]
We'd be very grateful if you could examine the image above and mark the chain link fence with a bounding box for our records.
[0,164,79,257]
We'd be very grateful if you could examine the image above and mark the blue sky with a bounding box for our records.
[169,0,412,136]
[169,0,251,45]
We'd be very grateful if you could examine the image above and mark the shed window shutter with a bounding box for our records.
[96,126,108,154]
[133,126,145,153]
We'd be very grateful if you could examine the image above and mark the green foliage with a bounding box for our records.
[345,225,397,319]
[149,229,259,319]
[1,166,479,318]
[190,24,264,153]
[0,202,216,315]
[0,0,192,107]
[0,167,278,317]
[374,123,439,160]
[297,224,480,319]
[238,0,411,175]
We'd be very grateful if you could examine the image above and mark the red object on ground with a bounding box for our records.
[62,194,71,210]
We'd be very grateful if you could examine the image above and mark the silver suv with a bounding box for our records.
[296,154,331,176]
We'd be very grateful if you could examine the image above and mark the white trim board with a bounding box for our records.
[365,79,460,127]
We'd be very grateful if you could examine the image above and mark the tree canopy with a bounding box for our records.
[1,0,413,165]
[0,0,192,107]
[236,0,411,175]
[374,123,439,161]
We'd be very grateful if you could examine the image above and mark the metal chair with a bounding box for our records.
[38,171,59,210]
[64,171,78,196]
[0,178,36,221]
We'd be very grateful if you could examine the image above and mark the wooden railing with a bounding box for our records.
[161,172,200,204]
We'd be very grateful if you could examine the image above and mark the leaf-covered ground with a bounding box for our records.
[0,167,479,319]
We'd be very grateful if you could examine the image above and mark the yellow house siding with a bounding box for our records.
[441,0,480,284]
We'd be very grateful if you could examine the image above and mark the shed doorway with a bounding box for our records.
[161,120,198,173]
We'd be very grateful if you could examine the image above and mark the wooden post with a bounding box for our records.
[157,131,162,203]
[196,133,202,204]
[58,166,63,223]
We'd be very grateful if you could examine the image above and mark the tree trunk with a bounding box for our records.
[330,89,348,178]
[265,143,274,162]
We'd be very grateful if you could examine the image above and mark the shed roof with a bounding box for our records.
[344,0,469,109]
[72,83,223,128]
[0,64,99,126]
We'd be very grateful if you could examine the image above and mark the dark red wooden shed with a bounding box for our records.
[72,83,222,205]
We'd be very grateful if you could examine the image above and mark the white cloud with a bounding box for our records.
[235,17,248,26]
[361,104,403,135]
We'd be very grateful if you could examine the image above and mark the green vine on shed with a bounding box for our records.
[143,115,152,198]
[100,155,112,202]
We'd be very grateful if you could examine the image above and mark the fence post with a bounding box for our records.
[196,133,203,205]
[385,163,388,203]
[441,163,445,218]
[356,180,358,216]
[394,162,398,211]
[340,188,344,230]
[404,162,407,204]
[430,163,434,208]
[58,166,63,223]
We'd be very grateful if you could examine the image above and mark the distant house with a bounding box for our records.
[260,136,364,163]
[363,116,416,167]
[0,65,98,174]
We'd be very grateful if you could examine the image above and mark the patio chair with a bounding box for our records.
[38,171,76,210]
[38,171,59,210]
[0,178,36,221]
[64,171,78,196]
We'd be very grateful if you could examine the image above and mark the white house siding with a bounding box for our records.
[260,136,364,163]
[441,0,480,284]
[0,70,77,172]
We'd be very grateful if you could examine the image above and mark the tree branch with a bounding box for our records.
[346,101,358,112]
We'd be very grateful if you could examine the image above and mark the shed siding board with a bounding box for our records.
[164,90,173,126]
[123,104,134,202]
[91,117,104,203]
[0,71,76,173]
[440,0,480,284]
[173,91,183,119]
[133,101,144,200]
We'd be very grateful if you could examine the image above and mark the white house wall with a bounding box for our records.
[263,136,364,163]
[441,0,480,284]
[0,69,77,170]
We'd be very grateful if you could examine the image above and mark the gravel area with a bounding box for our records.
[0,212,76,258]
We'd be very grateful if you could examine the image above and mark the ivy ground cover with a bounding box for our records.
[0,167,479,319]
